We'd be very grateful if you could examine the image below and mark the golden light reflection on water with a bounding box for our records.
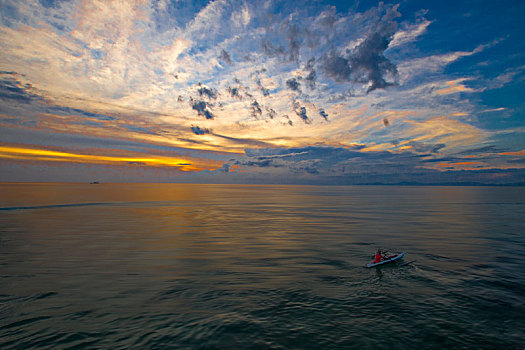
[1,183,524,318]
[2,184,522,272]
[2,184,518,268]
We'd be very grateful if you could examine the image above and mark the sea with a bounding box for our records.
[0,183,524,349]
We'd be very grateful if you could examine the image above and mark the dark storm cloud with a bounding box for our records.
[286,77,301,92]
[190,99,215,119]
[219,49,232,64]
[191,125,210,135]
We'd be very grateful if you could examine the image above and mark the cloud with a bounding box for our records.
[0,1,522,184]
[266,107,276,119]
[191,125,210,135]
[286,77,301,92]
[221,145,525,184]
[406,141,445,154]
[255,76,270,96]
[0,144,211,172]
[319,109,329,121]
[197,85,218,99]
[396,43,492,84]
[228,86,241,98]
[284,22,301,62]
[436,79,476,95]
[389,20,431,48]
[233,145,425,179]
[260,15,306,62]
[479,107,506,113]
[227,79,252,100]
[322,53,352,82]
[251,100,262,118]
[219,49,232,64]
[304,58,317,89]
[47,106,117,121]
[348,6,400,92]
[320,4,400,92]
[260,38,285,57]
[0,74,41,104]
[190,99,215,119]
[294,102,310,124]
[230,4,250,28]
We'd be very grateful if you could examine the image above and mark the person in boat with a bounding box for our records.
[374,250,385,263]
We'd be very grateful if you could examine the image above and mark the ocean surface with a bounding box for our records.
[0,183,524,349]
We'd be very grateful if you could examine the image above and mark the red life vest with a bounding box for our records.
[374,253,382,263]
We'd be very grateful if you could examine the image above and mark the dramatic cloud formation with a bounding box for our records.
[0,0,523,184]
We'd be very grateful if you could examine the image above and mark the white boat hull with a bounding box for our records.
[366,252,406,268]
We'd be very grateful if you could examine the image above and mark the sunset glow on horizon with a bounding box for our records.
[1,0,524,184]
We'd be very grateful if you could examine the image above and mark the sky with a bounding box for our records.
[0,0,524,184]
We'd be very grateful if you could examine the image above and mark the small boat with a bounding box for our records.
[365,252,405,268]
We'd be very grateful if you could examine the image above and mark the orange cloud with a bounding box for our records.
[436,161,479,167]
[436,80,475,95]
[432,161,483,171]
[499,150,525,156]
[0,145,219,171]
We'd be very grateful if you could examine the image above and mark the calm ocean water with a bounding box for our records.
[0,183,524,349]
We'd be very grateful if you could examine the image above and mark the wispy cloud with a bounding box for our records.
[0,0,523,183]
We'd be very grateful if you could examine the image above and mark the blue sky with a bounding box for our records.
[0,0,524,184]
